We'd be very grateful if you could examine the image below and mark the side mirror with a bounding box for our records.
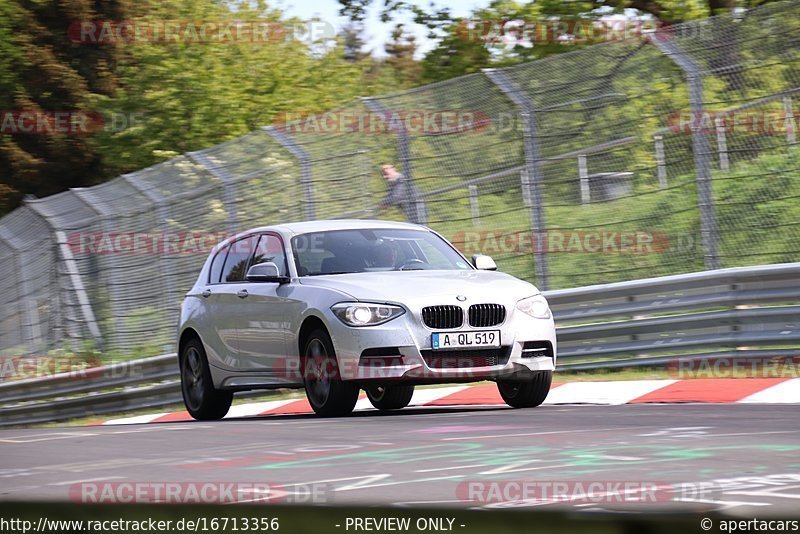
[472,254,497,271]
[246,262,289,283]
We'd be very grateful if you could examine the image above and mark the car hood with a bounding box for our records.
[298,270,539,305]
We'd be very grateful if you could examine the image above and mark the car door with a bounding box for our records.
[234,233,291,376]
[209,235,259,370]
[195,243,240,369]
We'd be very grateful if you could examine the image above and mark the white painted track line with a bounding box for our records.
[543,380,678,405]
[738,378,800,403]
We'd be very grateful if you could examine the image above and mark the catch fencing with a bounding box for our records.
[0,1,799,357]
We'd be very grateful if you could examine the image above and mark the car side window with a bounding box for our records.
[208,244,230,284]
[221,236,257,283]
[250,234,288,276]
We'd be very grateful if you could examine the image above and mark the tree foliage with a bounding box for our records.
[0,0,128,211]
[0,0,408,215]
[338,0,780,82]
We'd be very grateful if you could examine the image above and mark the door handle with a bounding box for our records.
[201,289,211,298]
[237,289,249,299]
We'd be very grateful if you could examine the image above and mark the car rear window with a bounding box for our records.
[208,244,229,284]
[221,236,257,282]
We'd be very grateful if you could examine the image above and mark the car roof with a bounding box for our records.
[208,219,431,254]
[252,219,425,236]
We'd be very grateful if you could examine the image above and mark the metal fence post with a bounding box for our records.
[520,169,532,208]
[0,240,21,352]
[0,227,39,354]
[58,193,113,349]
[54,230,103,350]
[654,134,667,188]
[359,149,370,202]
[484,68,549,289]
[20,199,106,353]
[361,97,426,225]
[468,185,480,224]
[188,151,240,234]
[69,188,130,351]
[715,116,730,171]
[262,126,316,221]
[652,38,721,270]
[784,96,797,146]
[578,155,590,204]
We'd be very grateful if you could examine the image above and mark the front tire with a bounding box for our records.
[302,328,359,417]
[366,384,414,410]
[497,370,552,408]
[180,337,233,420]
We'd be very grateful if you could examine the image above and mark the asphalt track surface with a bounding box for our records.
[1,404,799,514]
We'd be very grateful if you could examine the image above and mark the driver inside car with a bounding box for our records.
[369,240,400,270]
[320,234,366,274]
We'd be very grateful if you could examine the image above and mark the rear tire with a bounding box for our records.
[302,328,359,417]
[497,370,552,408]
[366,384,414,410]
[180,337,233,420]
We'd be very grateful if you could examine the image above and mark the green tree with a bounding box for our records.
[341,22,370,62]
[384,24,421,86]
[338,0,771,83]
[91,0,405,177]
[420,21,492,83]
[338,0,754,25]
[0,0,128,213]
[0,0,407,214]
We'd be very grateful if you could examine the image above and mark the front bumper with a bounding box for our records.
[327,306,557,382]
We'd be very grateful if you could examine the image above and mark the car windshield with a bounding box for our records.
[291,228,473,276]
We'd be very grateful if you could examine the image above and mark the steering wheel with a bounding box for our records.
[396,259,427,271]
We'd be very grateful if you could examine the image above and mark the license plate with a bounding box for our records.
[431,330,501,350]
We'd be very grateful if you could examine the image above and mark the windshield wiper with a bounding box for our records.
[304,271,354,276]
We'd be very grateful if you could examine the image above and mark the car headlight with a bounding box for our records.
[516,294,551,319]
[331,302,405,327]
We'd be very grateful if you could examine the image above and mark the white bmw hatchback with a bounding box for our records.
[177,220,556,419]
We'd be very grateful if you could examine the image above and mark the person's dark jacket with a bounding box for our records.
[378,173,428,224]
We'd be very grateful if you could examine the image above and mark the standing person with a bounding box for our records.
[377,164,427,224]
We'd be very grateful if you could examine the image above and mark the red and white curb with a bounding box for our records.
[97,378,800,426]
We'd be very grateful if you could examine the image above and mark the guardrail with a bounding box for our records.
[0,355,270,427]
[1,262,798,426]
[551,262,800,369]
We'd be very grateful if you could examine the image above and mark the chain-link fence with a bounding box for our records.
[1,0,799,358]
